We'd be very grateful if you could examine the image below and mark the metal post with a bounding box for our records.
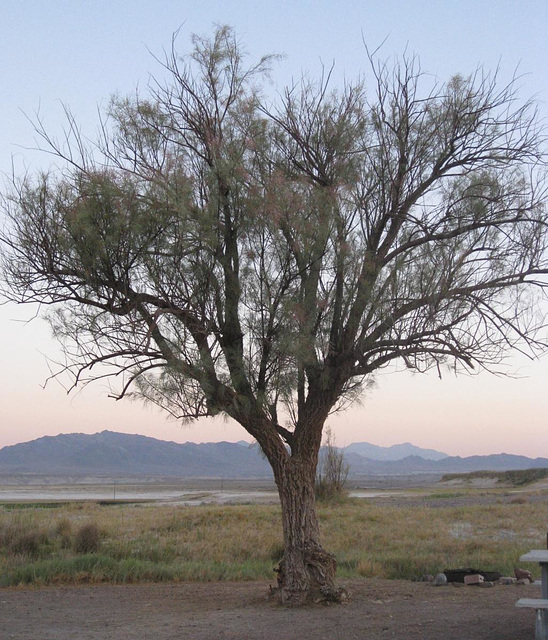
[542,563,548,640]
[536,609,543,640]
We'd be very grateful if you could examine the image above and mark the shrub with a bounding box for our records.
[74,523,101,554]
[56,518,73,548]
[9,530,43,556]
[315,426,349,501]
[0,523,46,556]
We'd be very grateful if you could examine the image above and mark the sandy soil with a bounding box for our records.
[0,578,539,640]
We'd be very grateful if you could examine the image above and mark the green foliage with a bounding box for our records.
[2,25,546,440]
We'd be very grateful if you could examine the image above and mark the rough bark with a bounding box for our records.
[271,455,347,605]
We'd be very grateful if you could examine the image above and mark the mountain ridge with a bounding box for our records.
[345,441,448,461]
[1,430,546,478]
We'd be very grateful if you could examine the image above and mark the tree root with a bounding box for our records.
[273,545,350,606]
[270,583,350,606]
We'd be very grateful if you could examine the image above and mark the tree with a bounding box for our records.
[1,26,548,604]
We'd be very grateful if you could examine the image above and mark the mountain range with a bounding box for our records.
[1,430,547,478]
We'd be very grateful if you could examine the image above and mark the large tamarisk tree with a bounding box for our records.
[2,27,548,603]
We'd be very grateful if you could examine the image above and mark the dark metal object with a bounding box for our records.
[444,568,502,583]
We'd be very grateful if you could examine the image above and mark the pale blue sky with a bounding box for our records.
[1,1,547,455]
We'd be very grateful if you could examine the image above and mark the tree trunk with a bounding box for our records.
[272,455,346,605]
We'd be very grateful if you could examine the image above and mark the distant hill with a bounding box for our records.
[1,430,547,478]
[345,441,448,461]
[344,453,548,475]
[0,431,272,479]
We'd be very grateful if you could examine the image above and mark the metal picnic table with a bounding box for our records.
[516,550,548,640]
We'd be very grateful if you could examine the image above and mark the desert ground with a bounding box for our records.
[1,578,539,639]
[1,474,547,639]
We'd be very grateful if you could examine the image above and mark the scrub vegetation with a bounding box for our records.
[441,468,548,487]
[0,496,545,587]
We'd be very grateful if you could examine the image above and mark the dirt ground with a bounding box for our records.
[0,578,539,640]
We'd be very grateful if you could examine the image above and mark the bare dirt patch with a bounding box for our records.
[0,578,538,639]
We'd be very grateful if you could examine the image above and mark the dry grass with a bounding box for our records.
[0,496,546,587]
[74,522,102,553]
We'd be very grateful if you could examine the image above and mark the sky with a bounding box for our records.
[0,0,547,457]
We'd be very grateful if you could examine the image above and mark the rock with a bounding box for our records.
[421,574,435,582]
[464,574,484,585]
[498,576,517,585]
[515,568,534,583]
[433,573,447,586]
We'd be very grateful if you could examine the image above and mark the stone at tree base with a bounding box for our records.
[515,568,534,583]
[498,576,517,585]
[433,573,447,586]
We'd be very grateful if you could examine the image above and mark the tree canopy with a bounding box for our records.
[1,26,547,603]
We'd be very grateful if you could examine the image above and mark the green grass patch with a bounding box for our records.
[0,502,68,510]
[424,492,466,500]
[0,554,177,587]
